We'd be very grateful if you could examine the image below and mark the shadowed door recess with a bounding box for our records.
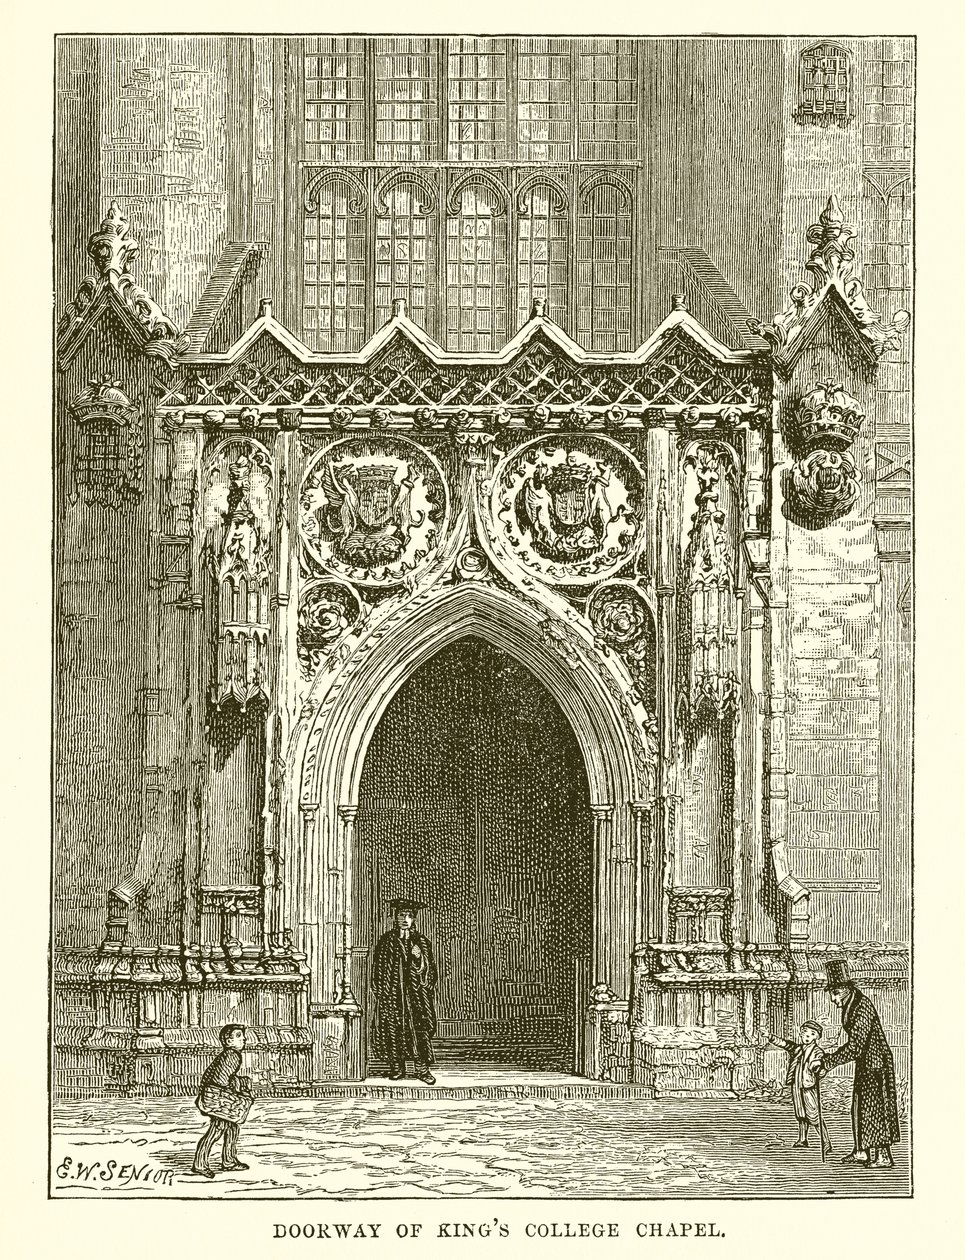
[355,637,592,1071]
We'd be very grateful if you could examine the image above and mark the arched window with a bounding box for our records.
[577,180,632,352]
[516,184,567,329]
[446,184,508,351]
[303,179,366,353]
[375,182,438,333]
[795,42,853,127]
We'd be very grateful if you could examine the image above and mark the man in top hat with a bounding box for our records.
[822,958,901,1169]
[371,898,438,1084]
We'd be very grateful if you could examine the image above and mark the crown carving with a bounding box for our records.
[796,380,865,451]
[348,464,397,484]
[68,375,138,426]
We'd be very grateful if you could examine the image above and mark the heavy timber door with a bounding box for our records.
[354,637,592,1071]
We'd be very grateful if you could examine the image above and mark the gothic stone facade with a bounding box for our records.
[54,37,911,1097]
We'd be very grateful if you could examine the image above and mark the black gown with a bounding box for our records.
[371,928,438,1068]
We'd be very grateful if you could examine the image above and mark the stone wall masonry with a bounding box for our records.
[92,35,230,330]
[55,325,153,951]
[778,37,911,953]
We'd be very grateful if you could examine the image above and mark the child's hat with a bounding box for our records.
[801,1020,824,1036]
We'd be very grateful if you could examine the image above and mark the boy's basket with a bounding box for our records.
[197,1083,252,1124]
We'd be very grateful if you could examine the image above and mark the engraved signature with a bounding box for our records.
[54,1154,175,1189]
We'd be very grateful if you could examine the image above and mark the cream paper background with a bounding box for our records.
[1,4,957,1255]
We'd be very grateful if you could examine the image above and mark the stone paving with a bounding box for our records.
[51,1090,910,1199]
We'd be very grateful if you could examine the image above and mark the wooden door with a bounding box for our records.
[354,638,592,1070]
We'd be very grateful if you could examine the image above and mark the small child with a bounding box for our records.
[769,1020,832,1155]
[192,1024,253,1178]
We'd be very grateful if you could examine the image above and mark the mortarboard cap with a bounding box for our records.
[389,898,426,912]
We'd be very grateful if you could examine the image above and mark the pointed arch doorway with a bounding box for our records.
[354,636,593,1073]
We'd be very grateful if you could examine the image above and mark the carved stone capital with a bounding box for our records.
[278,407,304,431]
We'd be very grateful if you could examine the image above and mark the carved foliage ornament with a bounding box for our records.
[588,581,656,712]
[58,201,188,366]
[491,438,644,587]
[68,376,144,509]
[751,195,910,367]
[300,437,448,587]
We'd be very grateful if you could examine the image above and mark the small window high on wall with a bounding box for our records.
[795,41,853,127]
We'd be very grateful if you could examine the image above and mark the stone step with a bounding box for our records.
[296,1077,657,1101]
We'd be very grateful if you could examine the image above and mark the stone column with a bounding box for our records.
[336,804,360,1005]
[649,418,681,947]
[263,409,302,944]
[630,800,652,949]
[297,802,320,992]
[182,428,208,951]
[590,803,614,987]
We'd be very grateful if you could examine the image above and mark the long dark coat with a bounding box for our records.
[823,988,900,1149]
[371,928,438,1063]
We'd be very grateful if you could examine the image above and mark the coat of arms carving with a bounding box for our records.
[490,439,644,585]
[300,438,448,585]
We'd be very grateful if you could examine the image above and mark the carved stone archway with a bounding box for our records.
[287,580,644,1078]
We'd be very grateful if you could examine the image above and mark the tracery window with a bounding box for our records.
[375,38,440,162]
[516,184,568,330]
[375,182,438,334]
[446,184,508,351]
[795,41,853,127]
[577,180,632,351]
[304,37,366,164]
[303,180,366,353]
[447,38,507,161]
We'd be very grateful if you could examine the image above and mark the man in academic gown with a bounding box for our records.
[371,898,438,1083]
[823,958,901,1168]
